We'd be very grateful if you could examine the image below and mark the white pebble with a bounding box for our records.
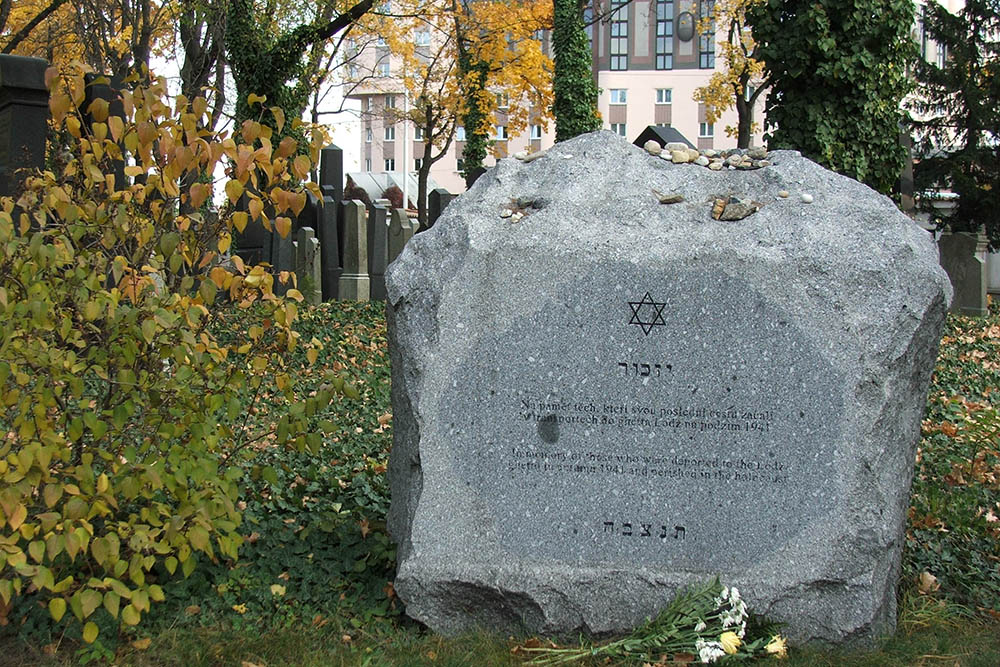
[801,193,814,204]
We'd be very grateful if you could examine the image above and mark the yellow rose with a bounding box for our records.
[719,631,741,654]
[765,635,788,658]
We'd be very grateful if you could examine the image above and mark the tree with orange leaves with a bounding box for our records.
[693,0,768,149]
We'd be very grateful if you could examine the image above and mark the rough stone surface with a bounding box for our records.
[385,131,951,645]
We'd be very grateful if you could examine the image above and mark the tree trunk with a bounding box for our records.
[417,139,434,229]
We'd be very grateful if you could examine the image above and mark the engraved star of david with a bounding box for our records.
[628,292,667,336]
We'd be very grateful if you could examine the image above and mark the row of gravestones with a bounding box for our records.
[273,195,426,305]
[0,53,455,303]
[247,143,454,303]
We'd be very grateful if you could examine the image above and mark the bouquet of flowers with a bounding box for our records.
[518,577,787,664]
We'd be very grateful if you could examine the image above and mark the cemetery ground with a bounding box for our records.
[4,300,1000,666]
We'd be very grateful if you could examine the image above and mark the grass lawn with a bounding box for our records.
[5,301,1000,666]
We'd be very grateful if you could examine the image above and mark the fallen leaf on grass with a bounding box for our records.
[918,571,941,594]
[185,605,201,615]
[131,638,152,650]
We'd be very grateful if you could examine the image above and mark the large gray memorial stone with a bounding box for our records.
[385,132,951,644]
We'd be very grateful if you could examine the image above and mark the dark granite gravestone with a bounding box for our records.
[318,146,344,300]
[368,201,389,300]
[385,132,952,644]
[427,187,454,229]
[0,55,48,198]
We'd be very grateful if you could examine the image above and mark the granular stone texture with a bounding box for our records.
[385,131,952,644]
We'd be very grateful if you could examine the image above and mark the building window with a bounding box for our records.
[936,44,947,68]
[495,93,509,108]
[415,157,423,170]
[584,7,594,50]
[699,122,714,137]
[699,0,716,69]
[456,126,466,141]
[744,84,756,102]
[364,97,372,110]
[611,123,627,137]
[494,125,508,140]
[377,36,386,47]
[610,89,627,104]
[414,126,424,140]
[385,95,397,108]
[366,127,372,142]
[365,158,372,171]
[530,124,542,140]
[656,88,672,104]
[918,14,928,60]
[379,62,390,77]
[385,125,395,141]
[416,30,430,46]
[457,157,465,172]
[610,0,629,71]
[655,0,674,70]
[384,158,395,171]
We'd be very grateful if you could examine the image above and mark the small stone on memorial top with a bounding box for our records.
[643,139,662,156]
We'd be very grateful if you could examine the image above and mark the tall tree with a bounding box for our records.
[909,0,1000,247]
[373,0,551,218]
[693,0,768,148]
[1,0,69,54]
[451,0,551,180]
[749,0,914,194]
[551,0,600,141]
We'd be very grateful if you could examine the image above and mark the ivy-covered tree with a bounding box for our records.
[909,0,1000,247]
[226,0,375,141]
[451,0,551,182]
[552,0,600,142]
[749,0,915,194]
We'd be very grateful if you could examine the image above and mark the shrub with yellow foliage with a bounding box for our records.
[0,65,343,645]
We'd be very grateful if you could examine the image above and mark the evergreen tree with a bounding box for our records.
[749,0,915,194]
[909,0,1000,247]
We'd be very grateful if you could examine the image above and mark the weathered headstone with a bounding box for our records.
[368,201,389,300]
[338,200,369,301]
[385,132,951,644]
[0,55,48,199]
[272,226,295,297]
[318,145,344,300]
[388,207,414,264]
[295,226,322,305]
[937,230,988,316]
[427,187,455,229]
